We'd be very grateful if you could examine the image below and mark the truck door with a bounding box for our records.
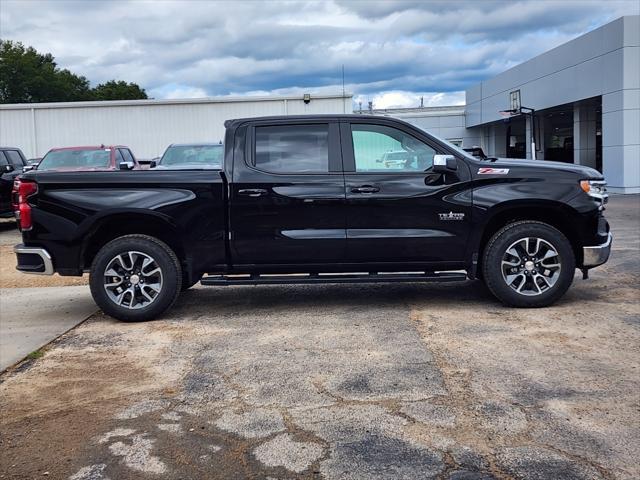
[341,121,472,264]
[230,120,346,265]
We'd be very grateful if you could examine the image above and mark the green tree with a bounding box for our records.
[0,40,147,103]
[0,40,92,103]
[92,80,147,100]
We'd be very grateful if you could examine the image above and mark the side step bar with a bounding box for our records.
[201,271,468,286]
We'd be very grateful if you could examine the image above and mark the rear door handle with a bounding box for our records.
[351,185,380,194]
[238,188,268,197]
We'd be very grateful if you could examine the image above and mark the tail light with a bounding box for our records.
[12,179,38,231]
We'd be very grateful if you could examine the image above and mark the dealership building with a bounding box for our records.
[0,16,637,192]
[386,15,639,194]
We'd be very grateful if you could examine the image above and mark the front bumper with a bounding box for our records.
[582,233,612,268]
[14,244,54,275]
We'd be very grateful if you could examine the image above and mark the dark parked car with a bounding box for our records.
[13,115,611,321]
[0,147,28,217]
[35,145,140,171]
[151,143,223,170]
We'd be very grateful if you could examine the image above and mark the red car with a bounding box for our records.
[34,145,140,171]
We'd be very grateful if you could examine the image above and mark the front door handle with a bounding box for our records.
[351,185,380,194]
[238,188,268,197]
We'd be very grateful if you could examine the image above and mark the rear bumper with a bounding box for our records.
[582,233,612,268]
[14,244,54,275]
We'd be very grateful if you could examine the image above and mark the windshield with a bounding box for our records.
[160,145,223,168]
[39,149,111,170]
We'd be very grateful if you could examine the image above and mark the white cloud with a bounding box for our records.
[353,91,465,110]
[1,0,638,102]
[161,86,208,100]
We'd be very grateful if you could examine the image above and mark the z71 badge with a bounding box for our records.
[478,167,509,174]
[438,211,465,221]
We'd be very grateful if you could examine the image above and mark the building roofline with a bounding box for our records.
[0,93,353,110]
[369,105,465,117]
[369,105,465,114]
[464,15,637,101]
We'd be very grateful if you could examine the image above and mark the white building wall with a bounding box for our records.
[0,94,352,159]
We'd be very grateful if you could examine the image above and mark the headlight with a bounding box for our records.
[580,180,608,203]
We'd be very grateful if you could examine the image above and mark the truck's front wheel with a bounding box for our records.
[89,235,182,321]
[482,221,575,307]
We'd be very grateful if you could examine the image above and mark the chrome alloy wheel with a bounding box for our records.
[103,251,163,309]
[501,237,561,296]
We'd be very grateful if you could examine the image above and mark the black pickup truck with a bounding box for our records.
[13,115,611,321]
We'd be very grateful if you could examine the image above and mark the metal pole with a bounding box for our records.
[531,112,536,160]
[531,110,537,160]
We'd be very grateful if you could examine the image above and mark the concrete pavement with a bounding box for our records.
[0,285,97,370]
[0,196,638,479]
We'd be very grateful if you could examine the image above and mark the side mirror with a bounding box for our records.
[119,161,135,170]
[433,154,457,173]
[22,164,35,173]
[2,164,15,173]
[149,160,157,168]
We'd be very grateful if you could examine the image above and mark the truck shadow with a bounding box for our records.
[172,271,621,318]
[175,280,498,314]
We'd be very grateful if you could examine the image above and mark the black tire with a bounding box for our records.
[482,221,575,307]
[89,234,182,321]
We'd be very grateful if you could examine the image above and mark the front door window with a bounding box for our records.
[351,124,436,173]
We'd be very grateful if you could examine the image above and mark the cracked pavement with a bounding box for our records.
[0,195,638,479]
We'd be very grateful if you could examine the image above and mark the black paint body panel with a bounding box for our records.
[17,114,608,277]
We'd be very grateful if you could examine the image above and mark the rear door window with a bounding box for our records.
[0,152,8,166]
[254,124,329,173]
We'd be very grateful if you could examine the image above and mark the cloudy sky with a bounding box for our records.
[1,0,638,108]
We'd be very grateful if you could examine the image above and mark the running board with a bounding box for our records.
[200,271,468,286]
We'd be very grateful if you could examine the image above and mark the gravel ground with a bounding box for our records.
[0,195,638,480]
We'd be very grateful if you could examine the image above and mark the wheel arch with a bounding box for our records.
[80,212,187,272]
[473,201,583,277]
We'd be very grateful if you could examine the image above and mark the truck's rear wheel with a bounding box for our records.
[90,235,182,321]
[482,221,575,307]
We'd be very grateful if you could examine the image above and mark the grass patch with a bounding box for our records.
[27,349,45,360]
